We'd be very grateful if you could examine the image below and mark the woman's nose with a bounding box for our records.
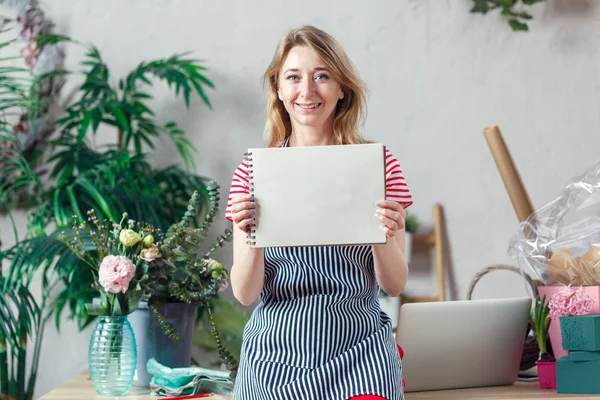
[299,78,316,98]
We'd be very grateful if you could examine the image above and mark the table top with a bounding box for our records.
[39,373,600,400]
[39,372,226,399]
[406,382,600,399]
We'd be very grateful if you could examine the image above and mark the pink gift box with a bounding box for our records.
[537,286,600,359]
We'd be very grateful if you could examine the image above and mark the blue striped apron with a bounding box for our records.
[233,138,404,400]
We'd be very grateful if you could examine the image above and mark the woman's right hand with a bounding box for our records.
[230,194,256,232]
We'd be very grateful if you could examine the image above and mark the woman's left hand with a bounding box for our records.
[375,200,406,238]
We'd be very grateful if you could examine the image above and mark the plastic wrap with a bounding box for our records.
[509,161,600,286]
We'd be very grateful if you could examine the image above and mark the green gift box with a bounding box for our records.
[560,315,600,351]
[569,350,600,361]
[557,356,600,394]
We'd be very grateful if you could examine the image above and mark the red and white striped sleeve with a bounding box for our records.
[385,149,413,209]
[225,160,250,222]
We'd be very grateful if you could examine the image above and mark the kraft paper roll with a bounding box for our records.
[483,125,534,223]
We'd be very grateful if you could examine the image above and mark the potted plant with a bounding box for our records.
[531,295,556,389]
[1,31,218,336]
[0,6,222,396]
[378,213,419,328]
[128,186,234,387]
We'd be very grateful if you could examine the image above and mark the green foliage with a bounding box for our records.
[0,32,69,212]
[405,214,419,234]
[0,31,56,400]
[0,37,43,217]
[206,304,239,379]
[2,35,219,332]
[0,17,228,397]
[144,185,233,339]
[53,45,212,171]
[470,0,546,31]
[0,276,45,400]
[194,298,249,368]
[531,295,554,361]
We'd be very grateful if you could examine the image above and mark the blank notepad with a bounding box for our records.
[245,143,386,248]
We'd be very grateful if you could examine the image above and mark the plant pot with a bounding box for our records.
[88,316,137,396]
[536,360,557,389]
[128,301,198,387]
[537,286,600,360]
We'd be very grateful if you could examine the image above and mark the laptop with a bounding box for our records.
[395,297,531,392]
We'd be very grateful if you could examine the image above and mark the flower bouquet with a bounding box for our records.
[59,210,161,396]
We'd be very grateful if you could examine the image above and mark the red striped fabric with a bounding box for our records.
[225,148,413,221]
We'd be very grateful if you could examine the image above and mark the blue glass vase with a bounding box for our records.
[88,316,137,396]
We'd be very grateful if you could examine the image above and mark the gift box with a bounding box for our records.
[556,356,600,394]
[569,350,600,361]
[560,315,600,351]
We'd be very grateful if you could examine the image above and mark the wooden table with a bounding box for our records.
[40,373,600,399]
[406,382,600,399]
[39,371,224,399]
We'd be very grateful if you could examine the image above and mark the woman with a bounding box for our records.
[225,25,413,400]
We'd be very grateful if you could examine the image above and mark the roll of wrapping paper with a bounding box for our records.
[483,125,534,223]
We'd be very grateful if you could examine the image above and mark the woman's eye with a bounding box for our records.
[315,74,329,80]
[286,75,299,81]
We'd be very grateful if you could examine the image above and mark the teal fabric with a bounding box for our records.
[147,358,234,396]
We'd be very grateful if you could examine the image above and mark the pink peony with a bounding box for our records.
[98,255,136,294]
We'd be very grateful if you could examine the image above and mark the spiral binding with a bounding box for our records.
[244,151,256,246]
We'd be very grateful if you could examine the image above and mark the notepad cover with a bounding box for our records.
[245,143,386,247]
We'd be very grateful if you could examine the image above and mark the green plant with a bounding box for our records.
[470,0,546,31]
[0,276,45,400]
[0,25,57,399]
[2,33,218,333]
[0,1,65,211]
[193,298,249,368]
[531,295,555,362]
[143,186,233,339]
[405,214,419,234]
[0,7,234,395]
[135,186,236,376]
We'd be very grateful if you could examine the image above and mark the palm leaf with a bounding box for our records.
[0,33,66,213]
[1,233,97,331]
[0,277,44,400]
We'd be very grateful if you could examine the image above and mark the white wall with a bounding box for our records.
[2,0,600,397]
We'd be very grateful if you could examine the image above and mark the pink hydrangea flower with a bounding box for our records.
[548,285,594,320]
[98,255,136,294]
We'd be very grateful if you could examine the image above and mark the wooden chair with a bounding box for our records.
[400,203,447,304]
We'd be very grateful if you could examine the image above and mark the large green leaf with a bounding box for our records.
[0,277,44,399]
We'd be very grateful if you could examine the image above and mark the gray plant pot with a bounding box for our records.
[128,301,199,387]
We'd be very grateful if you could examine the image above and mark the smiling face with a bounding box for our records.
[277,45,344,135]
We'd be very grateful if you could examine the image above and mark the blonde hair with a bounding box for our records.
[262,25,368,147]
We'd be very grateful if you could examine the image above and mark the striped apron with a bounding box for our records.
[232,244,404,399]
